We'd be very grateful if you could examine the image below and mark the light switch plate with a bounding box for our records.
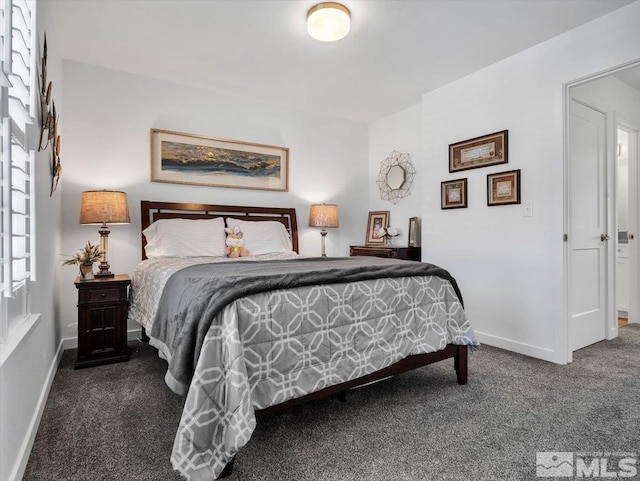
[524,201,533,217]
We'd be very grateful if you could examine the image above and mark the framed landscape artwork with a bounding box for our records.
[441,178,468,209]
[449,130,508,173]
[150,129,289,191]
[487,169,521,206]
[366,211,390,245]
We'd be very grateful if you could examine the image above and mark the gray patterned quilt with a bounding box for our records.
[147,256,477,480]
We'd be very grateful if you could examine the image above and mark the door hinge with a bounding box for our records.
[563,234,568,242]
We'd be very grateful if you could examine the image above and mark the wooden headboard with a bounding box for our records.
[140,200,299,259]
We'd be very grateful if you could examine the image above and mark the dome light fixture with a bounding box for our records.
[307,3,351,42]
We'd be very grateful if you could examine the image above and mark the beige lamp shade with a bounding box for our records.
[309,204,339,228]
[79,190,130,225]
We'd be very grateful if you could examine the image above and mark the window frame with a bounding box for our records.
[1,0,37,345]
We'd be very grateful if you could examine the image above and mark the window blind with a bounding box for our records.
[1,0,35,303]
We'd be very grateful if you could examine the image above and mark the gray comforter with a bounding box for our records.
[151,256,464,395]
[149,256,477,480]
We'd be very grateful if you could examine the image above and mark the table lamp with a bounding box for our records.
[79,190,130,277]
[309,203,339,257]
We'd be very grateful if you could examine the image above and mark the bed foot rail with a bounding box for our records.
[454,345,468,385]
[219,456,236,478]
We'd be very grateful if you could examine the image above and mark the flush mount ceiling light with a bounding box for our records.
[307,3,350,42]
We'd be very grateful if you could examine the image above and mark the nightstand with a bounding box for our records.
[350,245,421,261]
[74,274,131,369]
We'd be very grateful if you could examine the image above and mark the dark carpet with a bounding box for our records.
[24,325,640,481]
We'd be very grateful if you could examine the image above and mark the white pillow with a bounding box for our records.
[225,217,293,255]
[143,217,226,258]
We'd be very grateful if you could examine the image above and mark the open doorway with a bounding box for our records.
[565,61,640,359]
[616,124,639,327]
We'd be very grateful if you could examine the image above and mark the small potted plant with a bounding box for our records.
[62,241,101,280]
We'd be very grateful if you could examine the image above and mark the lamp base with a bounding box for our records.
[94,261,114,278]
[95,223,114,277]
[320,229,328,257]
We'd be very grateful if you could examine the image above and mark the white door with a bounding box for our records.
[569,99,608,351]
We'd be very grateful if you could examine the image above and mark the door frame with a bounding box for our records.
[615,119,639,326]
[563,59,640,363]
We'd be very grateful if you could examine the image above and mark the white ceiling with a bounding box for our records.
[48,0,634,123]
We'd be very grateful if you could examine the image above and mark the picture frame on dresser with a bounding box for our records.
[365,211,390,245]
[408,217,419,247]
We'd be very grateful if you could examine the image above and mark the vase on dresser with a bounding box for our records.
[79,263,95,281]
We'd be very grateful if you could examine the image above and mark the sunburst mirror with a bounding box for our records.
[376,150,416,204]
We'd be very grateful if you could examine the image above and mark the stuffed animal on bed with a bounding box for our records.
[224,226,250,258]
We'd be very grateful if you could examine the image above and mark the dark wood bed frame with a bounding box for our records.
[140,200,468,477]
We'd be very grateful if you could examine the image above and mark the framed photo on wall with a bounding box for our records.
[150,129,289,191]
[408,217,419,247]
[487,169,521,206]
[366,211,390,245]
[449,130,508,173]
[441,178,468,209]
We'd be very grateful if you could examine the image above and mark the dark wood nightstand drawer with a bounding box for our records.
[86,287,121,303]
[350,245,421,261]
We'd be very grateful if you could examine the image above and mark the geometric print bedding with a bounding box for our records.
[128,252,300,330]
[162,275,477,480]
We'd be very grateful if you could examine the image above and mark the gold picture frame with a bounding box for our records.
[487,169,521,206]
[366,211,390,245]
[449,130,508,173]
[150,129,289,191]
[441,178,468,209]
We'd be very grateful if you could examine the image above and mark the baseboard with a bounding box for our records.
[474,330,562,364]
[8,338,65,481]
[62,329,142,350]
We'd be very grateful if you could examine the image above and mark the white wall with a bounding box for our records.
[417,1,640,363]
[0,1,64,479]
[58,61,369,342]
[368,104,422,246]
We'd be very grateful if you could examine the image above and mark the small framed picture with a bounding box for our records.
[366,211,390,245]
[441,178,468,209]
[408,217,419,247]
[487,169,521,206]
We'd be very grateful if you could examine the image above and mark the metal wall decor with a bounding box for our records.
[376,150,416,204]
[38,33,62,196]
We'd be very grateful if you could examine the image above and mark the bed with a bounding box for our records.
[128,200,478,481]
